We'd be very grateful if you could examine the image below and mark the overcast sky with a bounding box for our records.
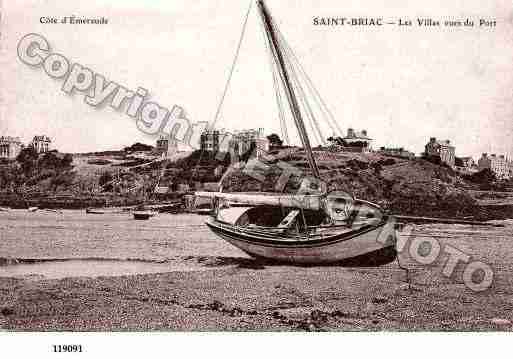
[1,0,513,159]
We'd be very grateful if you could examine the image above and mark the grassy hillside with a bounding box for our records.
[1,145,507,218]
[221,148,478,218]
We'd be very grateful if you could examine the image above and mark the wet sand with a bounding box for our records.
[1,210,513,331]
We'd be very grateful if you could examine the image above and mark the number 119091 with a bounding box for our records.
[52,345,83,353]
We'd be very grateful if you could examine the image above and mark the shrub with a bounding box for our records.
[87,159,112,165]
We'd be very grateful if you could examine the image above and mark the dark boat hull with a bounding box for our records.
[86,208,105,214]
[133,212,155,220]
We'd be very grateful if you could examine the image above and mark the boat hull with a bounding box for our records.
[206,219,397,265]
[86,208,105,214]
[133,212,155,220]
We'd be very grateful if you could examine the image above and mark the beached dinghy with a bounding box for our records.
[86,208,105,214]
[196,1,397,265]
[133,211,156,220]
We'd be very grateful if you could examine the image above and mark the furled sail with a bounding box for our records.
[195,191,324,211]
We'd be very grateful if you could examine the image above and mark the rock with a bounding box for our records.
[310,309,329,322]
[331,310,349,318]
[372,295,388,304]
[272,311,284,319]
[206,300,223,311]
[1,307,15,316]
[296,321,317,332]
[362,302,375,314]
[275,307,309,321]
[0,258,19,266]
[395,283,423,293]
[490,318,511,326]
[0,318,8,331]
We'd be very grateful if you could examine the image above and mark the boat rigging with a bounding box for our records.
[195,0,398,265]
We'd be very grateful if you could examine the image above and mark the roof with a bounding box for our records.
[32,135,51,142]
[343,131,372,141]
[0,136,21,143]
[428,138,454,148]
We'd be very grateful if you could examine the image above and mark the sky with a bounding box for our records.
[1,0,513,159]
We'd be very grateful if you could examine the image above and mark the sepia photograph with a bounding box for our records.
[1,0,512,355]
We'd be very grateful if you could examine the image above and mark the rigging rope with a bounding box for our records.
[258,13,290,145]
[277,32,325,146]
[210,0,254,130]
[189,0,253,185]
[260,13,309,157]
[282,51,325,145]
[257,4,320,178]
[270,18,324,147]
[275,25,343,138]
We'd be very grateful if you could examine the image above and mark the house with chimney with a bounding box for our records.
[424,137,455,167]
[30,135,51,153]
[337,128,373,153]
[0,136,23,160]
[454,156,478,175]
[200,128,269,160]
[478,153,513,179]
[379,147,415,160]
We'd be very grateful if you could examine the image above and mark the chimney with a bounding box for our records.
[347,128,355,137]
[361,130,367,137]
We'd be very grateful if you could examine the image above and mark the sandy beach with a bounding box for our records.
[1,210,513,331]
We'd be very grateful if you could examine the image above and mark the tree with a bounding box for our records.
[327,136,348,147]
[16,147,38,163]
[38,151,74,171]
[465,168,496,184]
[50,171,74,192]
[99,172,114,191]
[267,133,283,148]
[124,143,154,152]
[62,154,73,167]
[454,157,464,167]
[16,147,39,175]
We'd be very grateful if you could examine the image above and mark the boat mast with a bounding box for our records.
[257,0,321,179]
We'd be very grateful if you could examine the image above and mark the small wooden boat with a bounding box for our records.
[43,208,62,214]
[193,206,213,215]
[197,192,397,265]
[0,207,10,212]
[133,211,156,220]
[27,206,39,212]
[147,203,182,213]
[86,208,105,214]
[185,195,213,214]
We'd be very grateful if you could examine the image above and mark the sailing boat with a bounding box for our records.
[196,0,397,265]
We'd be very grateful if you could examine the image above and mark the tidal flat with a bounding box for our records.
[1,210,512,331]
